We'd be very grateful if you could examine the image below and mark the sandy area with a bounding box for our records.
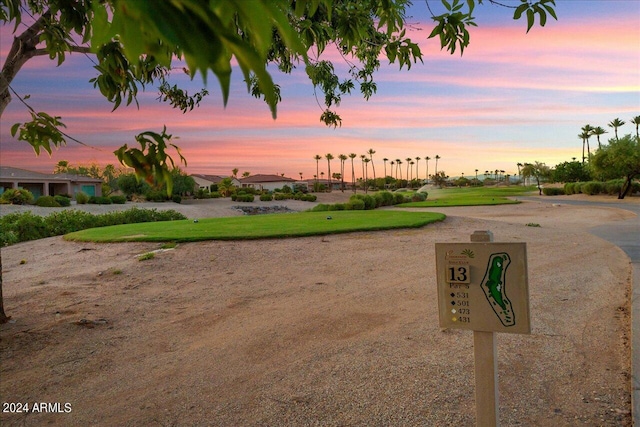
[0,193,636,426]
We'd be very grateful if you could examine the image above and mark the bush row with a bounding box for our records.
[0,207,187,246]
[310,191,421,212]
[564,179,640,196]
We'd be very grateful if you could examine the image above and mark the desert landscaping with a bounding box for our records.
[0,193,636,426]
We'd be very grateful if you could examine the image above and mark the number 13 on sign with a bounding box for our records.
[447,265,470,283]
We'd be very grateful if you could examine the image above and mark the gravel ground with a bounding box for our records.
[0,194,635,426]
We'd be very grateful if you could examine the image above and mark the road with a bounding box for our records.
[522,196,640,424]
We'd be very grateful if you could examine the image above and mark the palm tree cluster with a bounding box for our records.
[579,116,640,163]
[312,150,443,193]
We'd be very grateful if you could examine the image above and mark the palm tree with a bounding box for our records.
[608,118,625,141]
[349,153,357,193]
[434,155,440,178]
[360,155,366,192]
[475,169,478,185]
[396,159,402,180]
[231,168,239,179]
[581,124,594,160]
[314,154,322,190]
[325,153,334,192]
[425,156,431,183]
[406,157,411,187]
[631,115,640,138]
[578,131,589,163]
[390,160,395,180]
[415,157,421,184]
[383,158,389,179]
[338,154,347,192]
[242,171,250,178]
[368,148,377,189]
[364,158,370,192]
[299,172,303,181]
[592,126,607,149]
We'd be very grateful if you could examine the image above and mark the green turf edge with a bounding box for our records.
[397,199,521,208]
[63,211,447,243]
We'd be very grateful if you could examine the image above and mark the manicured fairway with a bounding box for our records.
[64,210,446,243]
[398,186,535,207]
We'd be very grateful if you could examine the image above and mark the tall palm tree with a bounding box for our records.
[475,169,478,185]
[367,148,377,189]
[631,115,640,138]
[581,124,594,160]
[578,131,589,163]
[390,160,395,180]
[425,156,431,183]
[325,153,334,192]
[363,158,370,192]
[360,155,366,192]
[314,154,322,190]
[608,118,625,141]
[338,154,347,192]
[396,159,402,180]
[592,126,607,149]
[406,157,411,187]
[434,155,440,178]
[383,158,389,179]
[349,153,357,193]
[299,172,303,181]
[410,161,415,186]
[415,157,421,184]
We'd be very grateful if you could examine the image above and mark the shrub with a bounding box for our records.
[345,198,365,210]
[110,195,127,204]
[310,203,329,212]
[604,179,624,195]
[563,182,575,195]
[89,196,112,204]
[0,208,187,247]
[274,193,290,200]
[75,191,89,204]
[378,191,396,206]
[1,188,34,205]
[351,194,376,210]
[542,187,565,196]
[234,194,254,202]
[54,195,71,207]
[35,196,62,207]
[411,192,427,202]
[327,203,345,211]
[172,195,182,204]
[301,194,317,202]
[394,193,408,204]
[260,193,273,201]
[145,189,168,202]
[581,181,604,195]
[210,191,221,198]
[573,182,583,194]
[0,212,48,244]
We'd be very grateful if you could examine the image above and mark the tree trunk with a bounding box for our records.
[0,250,9,324]
[618,176,633,199]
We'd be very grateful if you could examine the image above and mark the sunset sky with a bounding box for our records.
[1,1,639,181]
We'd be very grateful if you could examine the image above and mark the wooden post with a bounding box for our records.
[471,230,499,427]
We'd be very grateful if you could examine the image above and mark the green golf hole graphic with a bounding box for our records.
[480,252,515,326]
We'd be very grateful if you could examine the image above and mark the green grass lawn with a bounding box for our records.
[64,210,446,243]
[398,186,536,208]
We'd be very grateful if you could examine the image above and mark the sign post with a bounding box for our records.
[435,231,531,427]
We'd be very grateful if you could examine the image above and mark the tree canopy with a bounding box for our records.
[1,0,557,188]
[590,134,640,199]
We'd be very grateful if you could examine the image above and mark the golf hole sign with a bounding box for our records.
[435,241,531,334]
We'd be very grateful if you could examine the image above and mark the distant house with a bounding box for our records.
[239,174,298,192]
[191,174,240,190]
[0,166,102,199]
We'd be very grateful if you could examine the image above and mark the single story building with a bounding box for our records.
[239,174,299,192]
[191,174,240,190]
[0,166,103,199]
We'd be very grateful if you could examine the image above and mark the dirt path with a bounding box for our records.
[0,198,634,426]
